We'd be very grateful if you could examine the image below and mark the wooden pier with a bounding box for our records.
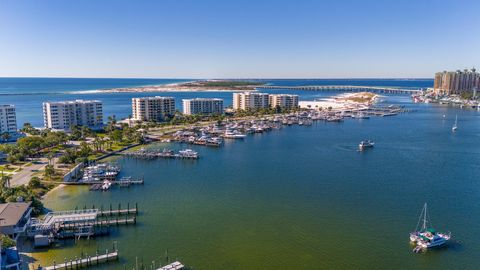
[39,250,118,270]
[64,179,144,186]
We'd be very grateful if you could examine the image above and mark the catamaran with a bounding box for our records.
[410,203,451,252]
[452,114,458,132]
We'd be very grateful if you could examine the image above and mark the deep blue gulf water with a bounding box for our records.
[0,78,433,127]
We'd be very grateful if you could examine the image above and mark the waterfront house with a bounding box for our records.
[0,202,32,240]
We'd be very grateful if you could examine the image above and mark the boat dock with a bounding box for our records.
[38,250,118,270]
[123,148,199,159]
[87,177,144,191]
[27,205,139,245]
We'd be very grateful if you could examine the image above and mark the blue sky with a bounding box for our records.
[0,0,479,78]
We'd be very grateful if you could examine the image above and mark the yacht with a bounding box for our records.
[410,203,451,252]
[223,129,247,139]
[178,149,199,158]
[358,140,374,150]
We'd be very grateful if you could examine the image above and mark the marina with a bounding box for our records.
[169,105,407,147]
[8,79,477,270]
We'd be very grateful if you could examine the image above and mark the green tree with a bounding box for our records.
[44,164,55,180]
[0,234,16,249]
[20,123,39,135]
[1,132,11,142]
[111,129,123,142]
[28,176,42,189]
[46,152,55,166]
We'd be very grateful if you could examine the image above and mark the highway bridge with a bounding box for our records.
[256,85,423,95]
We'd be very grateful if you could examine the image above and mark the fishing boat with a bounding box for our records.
[358,140,374,150]
[410,203,451,252]
[452,114,458,132]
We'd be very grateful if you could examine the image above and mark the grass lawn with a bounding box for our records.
[0,165,16,172]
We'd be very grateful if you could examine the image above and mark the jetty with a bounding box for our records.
[256,85,423,95]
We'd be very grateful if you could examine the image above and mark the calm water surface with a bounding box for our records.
[9,78,480,269]
[30,99,480,270]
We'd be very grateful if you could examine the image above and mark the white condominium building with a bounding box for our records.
[182,98,224,115]
[132,96,176,121]
[269,94,299,109]
[0,105,17,133]
[43,100,104,131]
[233,92,270,110]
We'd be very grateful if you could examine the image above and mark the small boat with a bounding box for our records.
[358,140,374,150]
[101,180,112,191]
[352,113,370,119]
[452,114,458,132]
[410,203,451,252]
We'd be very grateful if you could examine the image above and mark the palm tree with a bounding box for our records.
[81,126,92,139]
[1,174,11,188]
[1,132,10,142]
[44,165,55,180]
[46,152,55,166]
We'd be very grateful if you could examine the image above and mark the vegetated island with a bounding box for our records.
[78,80,266,94]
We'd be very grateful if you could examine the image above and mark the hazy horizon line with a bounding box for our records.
[0,76,434,80]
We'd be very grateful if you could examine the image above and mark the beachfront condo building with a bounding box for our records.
[42,100,104,131]
[0,105,17,134]
[434,68,480,95]
[132,96,176,122]
[269,94,299,109]
[182,98,224,115]
[233,92,270,110]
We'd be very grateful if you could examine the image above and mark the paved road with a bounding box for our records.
[10,159,48,187]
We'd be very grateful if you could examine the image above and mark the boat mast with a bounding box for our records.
[422,203,428,230]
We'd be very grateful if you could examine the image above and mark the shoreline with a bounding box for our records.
[71,87,256,94]
[70,80,263,94]
[41,183,66,199]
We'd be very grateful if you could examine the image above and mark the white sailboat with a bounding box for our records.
[452,114,458,132]
[410,203,451,252]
